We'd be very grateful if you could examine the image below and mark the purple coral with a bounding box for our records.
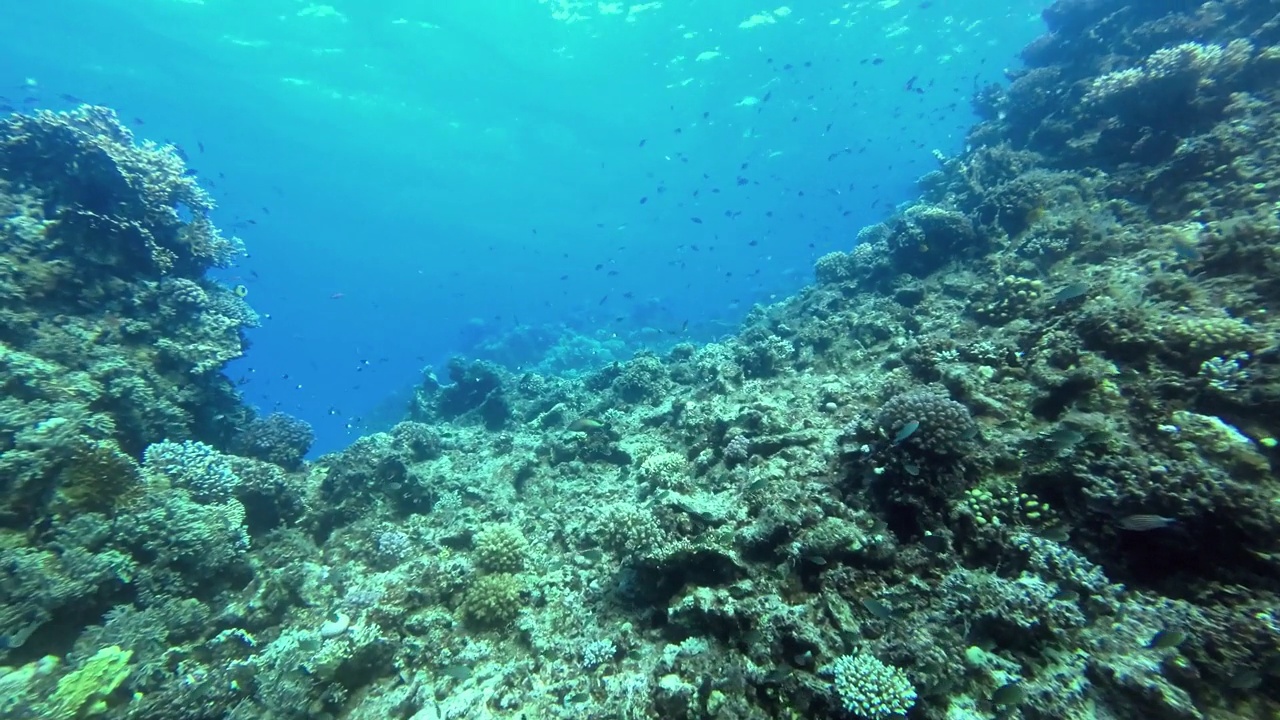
[724,434,751,464]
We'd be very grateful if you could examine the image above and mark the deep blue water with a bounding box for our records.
[2,0,1048,455]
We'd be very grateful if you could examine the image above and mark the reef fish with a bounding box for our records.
[1117,514,1176,531]
[992,683,1026,706]
[892,421,920,444]
[1147,629,1187,649]
[1053,282,1089,303]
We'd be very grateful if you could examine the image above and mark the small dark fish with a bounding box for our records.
[567,693,590,703]
[902,462,920,476]
[1042,426,1085,452]
[569,418,605,432]
[1039,526,1071,542]
[1147,629,1187,650]
[892,420,920,444]
[639,196,647,204]
[1265,654,1280,676]
[861,598,894,620]
[1118,514,1176,532]
[1051,588,1080,602]
[58,93,83,103]
[1228,670,1261,690]
[198,141,205,153]
[580,548,604,562]
[690,217,703,224]
[992,683,1026,706]
[638,138,646,147]
[1053,282,1089,303]
[920,534,947,553]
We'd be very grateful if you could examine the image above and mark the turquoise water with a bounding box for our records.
[3,0,1047,453]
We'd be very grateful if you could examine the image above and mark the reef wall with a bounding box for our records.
[2,1,1280,719]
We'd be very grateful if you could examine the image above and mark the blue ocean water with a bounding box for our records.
[2,0,1048,455]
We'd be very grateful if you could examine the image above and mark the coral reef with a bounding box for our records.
[0,107,314,718]
[0,106,267,529]
[4,2,1280,719]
